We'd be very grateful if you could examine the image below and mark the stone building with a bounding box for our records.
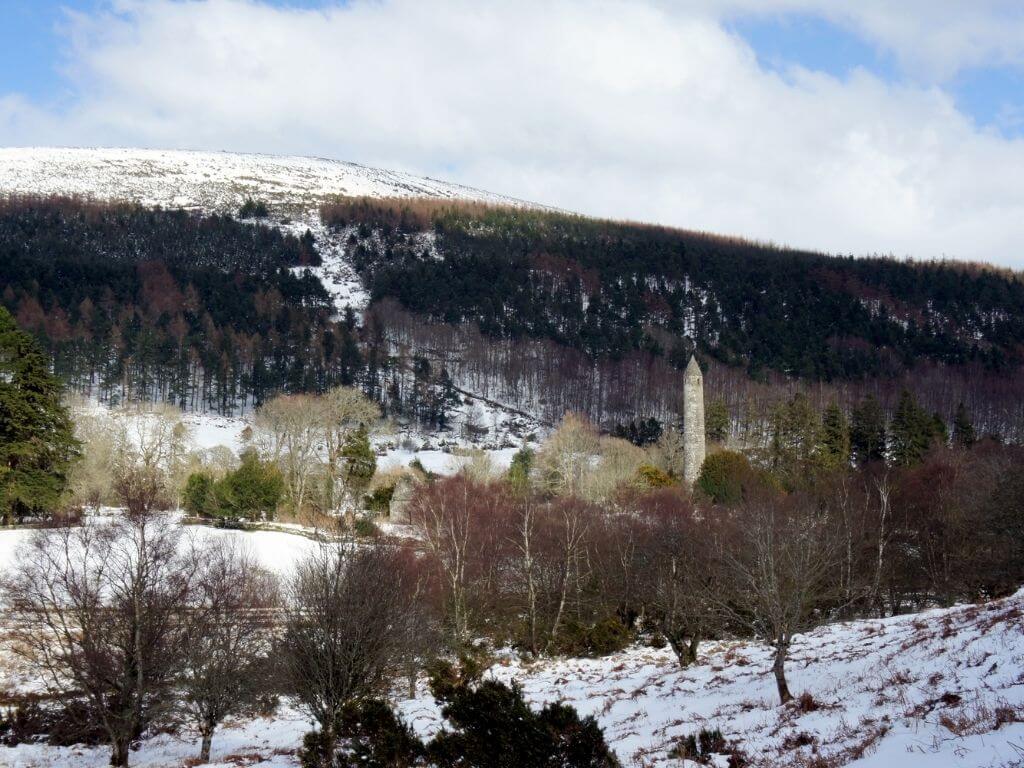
[682,355,706,486]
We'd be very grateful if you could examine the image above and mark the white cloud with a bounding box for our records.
[3,0,1024,266]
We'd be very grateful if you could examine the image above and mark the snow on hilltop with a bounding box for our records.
[0,146,529,214]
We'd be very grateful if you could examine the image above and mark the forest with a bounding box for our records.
[3,195,1024,444]
[0,196,361,413]
[324,197,1024,379]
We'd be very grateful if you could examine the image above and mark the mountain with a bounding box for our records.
[0,147,529,214]
[1,147,1023,443]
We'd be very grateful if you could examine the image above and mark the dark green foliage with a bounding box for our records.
[890,390,944,466]
[183,471,217,517]
[668,728,728,764]
[299,660,619,768]
[697,450,758,505]
[363,483,395,514]
[850,395,887,465]
[238,198,270,219]
[427,664,620,768]
[299,700,425,768]
[0,306,79,523]
[953,402,976,448]
[555,617,633,658]
[507,446,534,491]
[611,418,662,446]
[0,198,341,415]
[705,399,730,443]
[819,401,851,471]
[185,450,283,520]
[214,450,283,519]
[342,426,376,501]
[352,517,380,538]
[325,199,1024,380]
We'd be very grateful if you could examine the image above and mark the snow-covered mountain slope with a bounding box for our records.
[0,146,530,215]
[2,583,1021,767]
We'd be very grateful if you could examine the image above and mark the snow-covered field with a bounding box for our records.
[1,579,1021,767]
[0,516,323,579]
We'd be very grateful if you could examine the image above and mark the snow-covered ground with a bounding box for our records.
[1,586,1021,767]
[0,516,324,580]
[0,147,531,216]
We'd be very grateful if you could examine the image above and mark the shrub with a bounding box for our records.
[668,728,727,764]
[696,450,770,505]
[555,617,633,658]
[0,698,107,747]
[217,449,284,519]
[183,471,217,517]
[238,197,269,218]
[364,483,395,514]
[353,516,380,538]
[636,464,675,488]
[428,666,620,768]
[333,699,425,767]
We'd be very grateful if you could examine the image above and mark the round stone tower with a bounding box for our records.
[682,355,706,487]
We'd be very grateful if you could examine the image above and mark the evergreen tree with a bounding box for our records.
[507,446,534,492]
[342,426,376,504]
[890,390,934,467]
[850,395,886,465]
[768,393,820,488]
[953,401,976,448]
[705,399,730,443]
[213,450,284,520]
[0,307,79,522]
[820,401,851,471]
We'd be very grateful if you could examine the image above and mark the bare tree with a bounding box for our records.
[179,541,280,763]
[279,543,426,765]
[535,413,600,497]
[254,394,326,512]
[633,491,716,667]
[713,495,841,704]
[4,515,195,766]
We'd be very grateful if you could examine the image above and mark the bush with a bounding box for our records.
[0,698,107,747]
[298,664,619,768]
[183,471,217,517]
[333,699,425,767]
[364,483,395,515]
[353,517,380,538]
[696,450,770,505]
[238,197,269,218]
[555,617,633,658]
[668,728,727,764]
[185,451,283,521]
[636,464,675,488]
[427,666,620,768]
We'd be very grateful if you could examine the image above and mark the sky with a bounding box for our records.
[2,1,1024,267]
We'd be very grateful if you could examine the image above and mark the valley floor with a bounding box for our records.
[2,577,1022,767]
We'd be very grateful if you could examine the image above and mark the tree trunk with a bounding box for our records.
[773,641,792,704]
[199,724,214,763]
[687,633,700,665]
[110,735,131,767]
[407,661,417,700]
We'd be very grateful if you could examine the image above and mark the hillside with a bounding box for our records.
[2,147,1023,442]
[1,540,1020,768]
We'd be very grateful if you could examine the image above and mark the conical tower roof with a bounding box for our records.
[685,355,702,378]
